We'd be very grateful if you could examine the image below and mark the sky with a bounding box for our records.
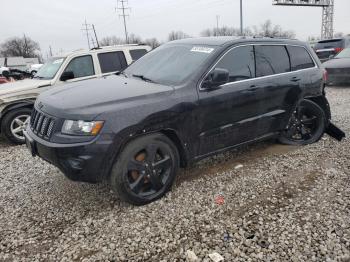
[1,0,349,57]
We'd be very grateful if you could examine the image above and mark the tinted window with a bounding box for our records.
[98,52,127,73]
[214,46,255,82]
[130,49,148,61]
[255,46,290,77]
[64,55,94,78]
[287,46,315,71]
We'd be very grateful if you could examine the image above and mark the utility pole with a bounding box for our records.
[117,0,130,44]
[92,24,100,48]
[240,0,243,35]
[82,19,91,49]
[49,46,53,57]
[216,15,220,35]
[23,34,28,57]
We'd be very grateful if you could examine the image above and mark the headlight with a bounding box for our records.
[62,120,104,136]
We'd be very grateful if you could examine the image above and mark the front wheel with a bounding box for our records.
[1,108,32,144]
[110,133,180,205]
[279,100,326,146]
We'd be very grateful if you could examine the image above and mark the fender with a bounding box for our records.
[0,100,34,122]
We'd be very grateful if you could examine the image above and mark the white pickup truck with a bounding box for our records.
[0,44,151,144]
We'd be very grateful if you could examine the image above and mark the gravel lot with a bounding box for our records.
[1,87,349,261]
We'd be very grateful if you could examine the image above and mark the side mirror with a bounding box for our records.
[202,68,229,89]
[329,54,335,59]
[60,71,75,81]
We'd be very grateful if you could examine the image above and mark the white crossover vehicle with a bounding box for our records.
[0,44,151,144]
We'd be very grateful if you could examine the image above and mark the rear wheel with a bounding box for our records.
[1,108,32,144]
[279,100,326,145]
[110,133,179,205]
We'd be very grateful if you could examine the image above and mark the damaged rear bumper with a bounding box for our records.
[326,122,346,141]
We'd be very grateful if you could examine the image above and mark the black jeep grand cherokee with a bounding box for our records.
[25,37,344,205]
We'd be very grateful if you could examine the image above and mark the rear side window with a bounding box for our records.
[98,51,128,73]
[129,49,148,61]
[64,55,95,78]
[255,46,290,77]
[287,46,315,71]
[215,46,255,82]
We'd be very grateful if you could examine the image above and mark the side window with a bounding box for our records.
[98,51,127,73]
[129,49,148,61]
[255,45,290,77]
[287,46,315,71]
[215,46,255,83]
[64,55,94,78]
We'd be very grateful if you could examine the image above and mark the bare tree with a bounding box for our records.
[253,20,295,39]
[334,32,344,38]
[99,36,124,46]
[201,26,254,37]
[168,31,190,41]
[128,34,143,44]
[144,38,161,49]
[0,36,40,58]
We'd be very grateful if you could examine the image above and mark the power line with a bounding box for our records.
[117,0,130,44]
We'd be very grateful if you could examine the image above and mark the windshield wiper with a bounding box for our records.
[132,74,157,84]
[115,71,128,78]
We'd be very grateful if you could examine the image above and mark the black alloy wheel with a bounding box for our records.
[110,133,179,205]
[279,100,326,146]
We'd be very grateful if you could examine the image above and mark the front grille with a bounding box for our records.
[30,108,56,140]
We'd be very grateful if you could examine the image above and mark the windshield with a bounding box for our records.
[124,44,217,86]
[335,48,350,58]
[34,57,65,80]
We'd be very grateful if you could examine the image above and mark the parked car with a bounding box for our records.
[323,48,350,86]
[28,64,43,76]
[0,66,9,75]
[315,37,350,63]
[0,44,151,144]
[24,37,344,205]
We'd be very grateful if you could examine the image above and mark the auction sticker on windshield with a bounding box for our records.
[53,58,64,64]
[191,47,214,54]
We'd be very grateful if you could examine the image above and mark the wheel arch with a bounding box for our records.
[0,101,34,132]
[304,95,331,123]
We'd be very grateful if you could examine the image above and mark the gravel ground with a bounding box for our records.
[0,87,349,261]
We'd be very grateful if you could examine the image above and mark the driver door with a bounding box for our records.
[197,45,261,155]
[59,55,97,84]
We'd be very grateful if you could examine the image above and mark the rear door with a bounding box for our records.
[252,45,299,135]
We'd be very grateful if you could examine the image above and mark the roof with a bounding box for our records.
[24,58,39,65]
[169,36,304,47]
[7,57,26,66]
[0,58,4,67]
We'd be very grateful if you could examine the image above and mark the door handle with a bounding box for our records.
[248,85,259,91]
[291,77,301,82]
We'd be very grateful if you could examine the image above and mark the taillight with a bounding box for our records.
[323,69,328,82]
[334,47,343,53]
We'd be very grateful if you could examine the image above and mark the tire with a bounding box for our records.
[110,133,180,205]
[1,108,32,145]
[279,100,326,146]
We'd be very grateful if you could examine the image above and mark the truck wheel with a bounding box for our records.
[279,100,326,146]
[1,108,32,145]
[110,133,180,205]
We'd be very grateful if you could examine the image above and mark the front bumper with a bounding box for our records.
[24,128,114,183]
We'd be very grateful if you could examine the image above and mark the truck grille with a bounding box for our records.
[30,109,56,140]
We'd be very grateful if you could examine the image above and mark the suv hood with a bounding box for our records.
[39,75,175,120]
[0,79,51,96]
